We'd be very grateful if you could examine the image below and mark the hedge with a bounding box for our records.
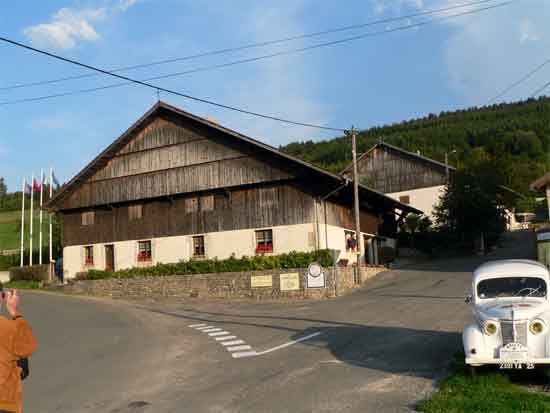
[82,249,334,281]
[9,264,50,282]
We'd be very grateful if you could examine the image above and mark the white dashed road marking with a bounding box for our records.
[189,323,322,359]
[227,345,252,352]
[215,335,237,341]
[221,340,245,346]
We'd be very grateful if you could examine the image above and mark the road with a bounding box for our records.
[19,231,535,412]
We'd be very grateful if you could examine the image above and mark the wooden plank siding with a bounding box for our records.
[321,200,380,234]
[62,183,317,246]
[358,147,447,193]
[59,115,296,210]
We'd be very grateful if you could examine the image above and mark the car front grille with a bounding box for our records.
[501,321,527,346]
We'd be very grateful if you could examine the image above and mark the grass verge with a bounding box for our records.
[417,355,550,413]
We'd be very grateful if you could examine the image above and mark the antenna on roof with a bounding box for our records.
[156,88,160,102]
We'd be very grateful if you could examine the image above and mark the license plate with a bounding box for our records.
[499,343,528,360]
[499,362,535,370]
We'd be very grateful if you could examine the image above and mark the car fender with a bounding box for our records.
[463,323,487,357]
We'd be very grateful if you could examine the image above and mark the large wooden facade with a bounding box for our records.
[50,102,415,250]
[343,142,450,194]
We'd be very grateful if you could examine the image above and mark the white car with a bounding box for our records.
[463,259,550,372]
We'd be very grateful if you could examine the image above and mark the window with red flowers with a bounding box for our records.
[137,240,152,262]
[84,246,94,266]
[255,229,273,254]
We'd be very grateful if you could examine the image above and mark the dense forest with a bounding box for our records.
[281,97,550,196]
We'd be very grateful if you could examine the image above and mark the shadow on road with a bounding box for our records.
[290,325,460,379]
[143,306,460,380]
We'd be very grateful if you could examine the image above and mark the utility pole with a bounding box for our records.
[351,127,362,284]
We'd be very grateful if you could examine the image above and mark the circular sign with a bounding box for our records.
[308,262,323,277]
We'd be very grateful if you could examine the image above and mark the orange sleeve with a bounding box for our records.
[12,318,38,359]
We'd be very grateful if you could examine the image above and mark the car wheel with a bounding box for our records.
[466,365,477,378]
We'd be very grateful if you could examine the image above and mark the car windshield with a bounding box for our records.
[477,277,547,299]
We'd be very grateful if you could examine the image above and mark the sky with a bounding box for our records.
[0,0,549,191]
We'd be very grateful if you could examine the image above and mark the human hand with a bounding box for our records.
[5,289,19,318]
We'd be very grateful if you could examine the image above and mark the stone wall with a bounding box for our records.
[56,265,386,300]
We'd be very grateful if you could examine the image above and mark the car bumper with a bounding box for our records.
[466,357,550,365]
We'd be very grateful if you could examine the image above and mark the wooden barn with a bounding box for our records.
[341,142,453,218]
[48,102,419,279]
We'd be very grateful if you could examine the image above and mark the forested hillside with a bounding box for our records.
[281,97,550,195]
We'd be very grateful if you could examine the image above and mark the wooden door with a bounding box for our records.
[105,245,115,271]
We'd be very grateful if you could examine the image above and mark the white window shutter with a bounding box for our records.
[203,235,209,258]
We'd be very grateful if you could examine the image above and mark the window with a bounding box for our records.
[399,195,410,205]
[345,230,357,252]
[137,240,152,262]
[128,204,143,220]
[81,211,95,226]
[255,229,273,253]
[200,195,214,212]
[193,236,205,257]
[185,197,198,213]
[84,246,94,266]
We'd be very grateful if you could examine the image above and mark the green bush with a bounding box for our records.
[0,254,19,271]
[9,264,49,281]
[81,249,333,281]
[4,280,41,289]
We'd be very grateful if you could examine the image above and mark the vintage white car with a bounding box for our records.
[463,259,550,372]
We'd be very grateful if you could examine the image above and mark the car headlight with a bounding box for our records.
[530,320,546,335]
[483,320,498,335]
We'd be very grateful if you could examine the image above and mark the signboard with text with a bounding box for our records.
[306,262,325,288]
[251,275,273,288]
[280,273,300,291]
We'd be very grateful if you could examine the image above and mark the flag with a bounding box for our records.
[24,183,32,195]
[33,178,41,192]
[52,171,60,188]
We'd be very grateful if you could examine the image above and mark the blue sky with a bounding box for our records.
[0,0,548,191]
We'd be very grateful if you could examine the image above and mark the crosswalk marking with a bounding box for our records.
[209,331,229,337]
[232,351,258,359]
[222,340,245,346]
[203,328,222,333]
[189,323,206,328]
[195,326,213,331]
[227,345,252,352]
[215,335,237,341]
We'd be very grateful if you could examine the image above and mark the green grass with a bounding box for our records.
[3,280,41,289]
[0,210,44,251]
[417,355,550,413]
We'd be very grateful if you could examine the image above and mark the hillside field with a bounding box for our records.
[0,210,46,251]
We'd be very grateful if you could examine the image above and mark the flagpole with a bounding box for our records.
[39,168,44,265]
[49,167,53,266]
[20,178,26,267]
[29,172,34,266]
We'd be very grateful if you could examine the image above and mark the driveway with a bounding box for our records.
[20,230,535,412]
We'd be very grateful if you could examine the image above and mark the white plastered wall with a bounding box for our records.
[386,185,445,219]
[63,223,320,279]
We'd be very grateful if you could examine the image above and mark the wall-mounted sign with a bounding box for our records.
[307,262,325,288]
[280,273,300,291]
[251,275,273,288]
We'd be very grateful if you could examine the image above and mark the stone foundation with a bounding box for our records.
[55,266,386,300]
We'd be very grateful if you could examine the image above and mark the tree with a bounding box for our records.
[434,164,506,250]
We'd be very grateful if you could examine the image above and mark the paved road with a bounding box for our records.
[18,231,535,412]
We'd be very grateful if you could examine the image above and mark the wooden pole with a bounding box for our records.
[351,127,362,284]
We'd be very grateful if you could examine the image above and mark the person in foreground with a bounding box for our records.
[0,283,38,413]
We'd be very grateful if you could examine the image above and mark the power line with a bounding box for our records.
[0,0,507,92]
[530,75,550,98]
[0,1,512,108]
[487,57,550,103]
[0,37,348,132]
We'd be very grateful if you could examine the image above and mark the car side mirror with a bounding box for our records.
[465,294,473,304]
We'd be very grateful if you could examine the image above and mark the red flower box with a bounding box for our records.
[84,258,94,265]
[137,252,151,262]
[255,244,273,253]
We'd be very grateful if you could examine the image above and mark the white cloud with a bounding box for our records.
[23,1,140,50]
[23,7,105,50]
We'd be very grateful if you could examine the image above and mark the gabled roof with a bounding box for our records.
[341,141,455,176]
[48,101,421,214]
[530,173,550,192]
